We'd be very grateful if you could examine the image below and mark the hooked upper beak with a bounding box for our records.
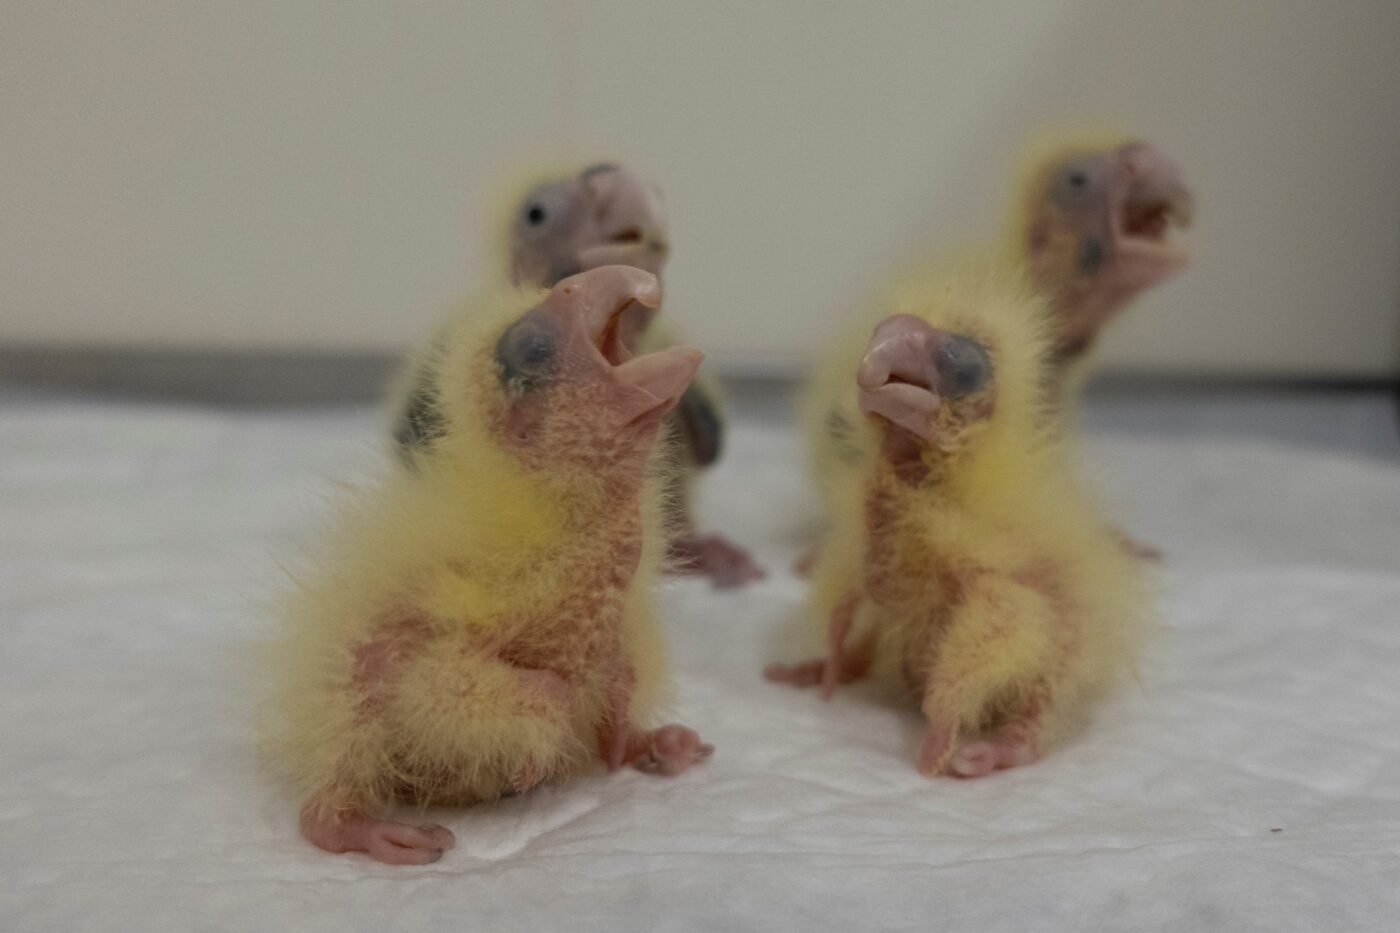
[541,265,700,425]
[857,315,945,440]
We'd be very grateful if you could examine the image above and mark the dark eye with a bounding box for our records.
[518,182,571,237]
[495,314,559,393]
[935,335,992,397]
[1053,158,1103,206]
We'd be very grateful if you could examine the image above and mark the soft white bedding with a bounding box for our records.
[2,395,1398,932]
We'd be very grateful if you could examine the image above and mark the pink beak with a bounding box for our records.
[857,315,946,440]
[540,266,701,425]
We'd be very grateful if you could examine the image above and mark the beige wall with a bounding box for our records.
[3,1,1399,377]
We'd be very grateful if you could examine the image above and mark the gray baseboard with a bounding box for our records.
[0,345,1395,409]
[0,347,401,406]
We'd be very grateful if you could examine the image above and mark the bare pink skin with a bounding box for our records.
[1025,140,1193,366]
[300,807,457,865]
[510,164,764,588]
[301,268,711,864]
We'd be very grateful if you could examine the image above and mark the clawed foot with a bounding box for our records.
[763,657,864,699]
[632,724,715,776]
[763,658,826,688]
[765,603,869,700]
[599,720,714,776]
[946,739,1038,777]
[300,806,456,865]
[669,534,766,588]
[917,723,1038,778]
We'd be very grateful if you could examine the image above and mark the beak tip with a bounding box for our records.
[638,280,664,309]
[616,265,662,308]
[671,346,704,378]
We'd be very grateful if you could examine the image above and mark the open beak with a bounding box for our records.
[575,167,671,276]
[857,315,945,440]
[1113,142,1194,279]
[543,265,700,427]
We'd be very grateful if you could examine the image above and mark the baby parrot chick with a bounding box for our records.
[393,162,763,587]
[771,263,1147,777]
[1006,134,1193,406]
[1005,133,1193,559]
[267,266,712,864]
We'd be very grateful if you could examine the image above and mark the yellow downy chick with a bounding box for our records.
[773,260,1148,778]
[390,161,762,587]
[1000,131,1193,410]
[265,266,711,864]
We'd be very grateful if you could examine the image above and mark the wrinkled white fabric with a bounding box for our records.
[2,397,1398,932]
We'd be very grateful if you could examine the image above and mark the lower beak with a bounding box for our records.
[856,315,945,440]
[613,346,704,425]
[858,382,941,440]
[1114,237,1191,288]
[576,242,668,276]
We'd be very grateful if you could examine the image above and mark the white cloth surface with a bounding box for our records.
[2,397,1398,932]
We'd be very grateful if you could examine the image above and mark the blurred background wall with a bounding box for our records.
[3,0,1399,379]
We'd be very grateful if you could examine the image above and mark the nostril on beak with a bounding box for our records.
[610,228,644,245]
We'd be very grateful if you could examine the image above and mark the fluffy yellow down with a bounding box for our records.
[262,285,672,816]
[802,258,1148,751]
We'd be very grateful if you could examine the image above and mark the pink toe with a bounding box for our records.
[949,742,998,777]
[422,824,456,849]
[949,739,1038,777]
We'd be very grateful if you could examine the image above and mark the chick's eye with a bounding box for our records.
[519,182,572,238]
[935,335,992,397]
[1053,158,1103,206]
[495,315,559,393]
